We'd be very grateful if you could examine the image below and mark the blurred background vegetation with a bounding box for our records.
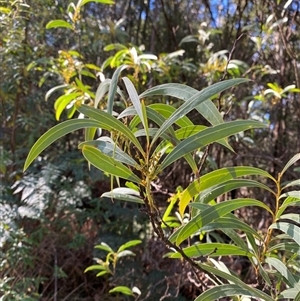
[1,0,300,300]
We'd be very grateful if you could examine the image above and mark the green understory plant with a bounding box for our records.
[85,239,142,297]
[23,66,300,300]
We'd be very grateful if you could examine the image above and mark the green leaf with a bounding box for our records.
[279,213,300,224]
[171,199,272,245]
[82,145,142,184]
[282,179,300,190]
[84,265,107,273]
[140,82,225,126]
[196,262,274,301]
[277,196,300,218]
[295,290,300,301]
[123,77,149,139]
[269,222,300,246]
[80,0,114,6]
[46,20,73,29]
[117,240,142,252]
[107,65,127,115]
[45,84,68,101]
[200,215,262,240]
[75,103,144,155]
[199,179,275,204]
[265,257,300,288]
[94,79,110,107]
[159,120,266,174]
[148,79,249,144]
[95,242,113,252]
[149,103,194,128]
[279,190,300,199]
[79,139,140,168]
[179,166,275,216]
[55,92,82,120]
[194,284,264,301]
[96,271,109,277]
[268,242,300,254]
[109,286,133,296]
[102,188,144,204]
[84,127,98,142]
[23,119,104,171]
[279,288,300,299]
[117,250,135,258]
[167,243,254,258]
[281,153,300,177]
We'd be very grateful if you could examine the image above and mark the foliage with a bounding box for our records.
[23,68,300,300]
[85,240,142,297]
[2,0,300,300]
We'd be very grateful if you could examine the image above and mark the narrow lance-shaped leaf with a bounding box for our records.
[199,179,275,205]
[280,153,300,178]
[122,77,149,139]
[149,79,249,145]
[265,257,300,289]
[171,198,273,245]
[45,84,68,102]
[24,119,104,171]
[180,166,275,216]
[195,262,274,301]
[107,65,127,115]
[101,190,144,204]
[78,139,140,168]
[109,286,133,296]
[117,240,142,252]
[167,243,254,259]
[269,222,300,246]
[139,83,225,126]
[120,106,198,173]
[194,284,269,301]
[81,145,142,184]
[55,92,82,120]
[159,119,266,173]
[80,0,114,6]
[75,102,145,155]
[46,20,73,30]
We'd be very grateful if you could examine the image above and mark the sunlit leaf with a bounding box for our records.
[82,145,141,183]
[95,243,113,253]
[195,262,274,301]
[109,286,133,296]
[24,119,106,171]
[79,139,140,168]
[277,196,300,218]
[281,153,300,177]
[179,166,274,216]
[46,20,73,29]
[167,243,254,258]
[149,79,249,145]
[80,0,114,6]
[265,257,300,288]
[269,222,300,246]
[194,284,264,301]
[171,199,273,245]
[123,77,149,139]
[159,120,266,174]
[107,65,127,115]
[117,240,142,252]
[101,190,143,204]
[45,84,69,102]
[75,103,144,155]
[55,92,82,120]
[140,82,225,127]
[199,179,275,205]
